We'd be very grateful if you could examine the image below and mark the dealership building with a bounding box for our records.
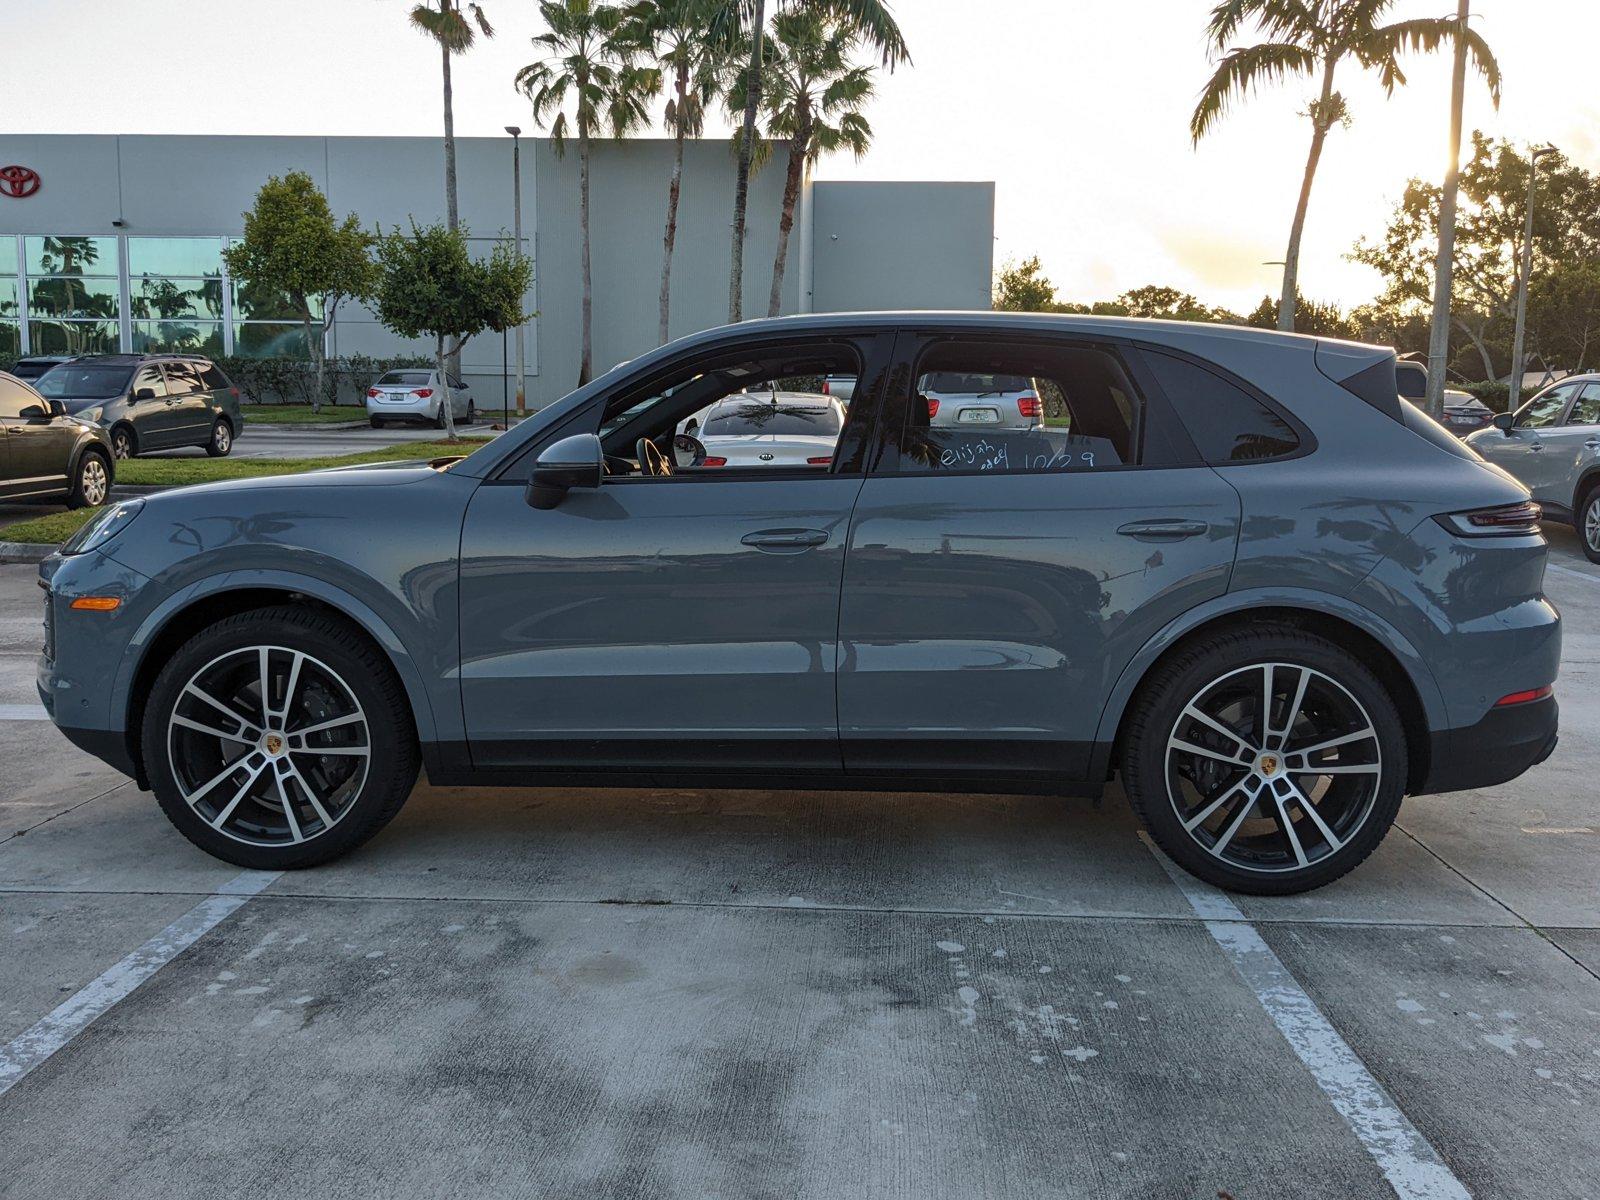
[0,134,994,407]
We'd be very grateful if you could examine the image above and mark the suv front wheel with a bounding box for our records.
[1579,485,1600,565]
[1121,626,1406,895]
[141,606,420,869]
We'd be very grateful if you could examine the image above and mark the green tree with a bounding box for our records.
[1245,292,1355,338]
[726,10,873,318]
[411,1,495,233]
[222,172,377,411]
[626,0,728,344]
[1528,259,1600,375]
[1114,285,1243,324]
[993,256,1060,312]
[1352,134,1600,380]
[519,0,659,386]
[1192,0,1499,333]
[372,222,532,441]
[722,0,907,323]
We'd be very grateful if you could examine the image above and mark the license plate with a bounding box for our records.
[958,408,1000,424]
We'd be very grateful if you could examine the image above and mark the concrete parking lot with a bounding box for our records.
[1,528,1596,1199]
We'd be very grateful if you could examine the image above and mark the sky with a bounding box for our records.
[2,0,1595,312]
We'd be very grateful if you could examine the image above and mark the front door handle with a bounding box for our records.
[1116,519,1210,541]
[1583,439,1600,449]
[742,528,829,552]
[1528,443,1544,452]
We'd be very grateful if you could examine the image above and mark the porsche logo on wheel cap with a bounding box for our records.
[264,733,284,755]
[1259,754,1280,776]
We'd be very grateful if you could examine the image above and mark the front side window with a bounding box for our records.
[886,341,1137,475]
[1519,384,1575,428]
[0,376,42,420]
[1565,382,1600,427]
[1144,350,1301,463]
[132,365,167,399]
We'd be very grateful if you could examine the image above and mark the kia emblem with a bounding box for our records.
[0,165,41,199]
[759,452,774,461]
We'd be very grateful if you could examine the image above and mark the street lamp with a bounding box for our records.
[1508,144,1559,409]
[505,124,527,418]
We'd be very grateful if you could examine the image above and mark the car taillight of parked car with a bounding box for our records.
[820,380,830,394]
[366,388,382,398]
[703,456,727,467]
[925,397,940,419]
[412,388,434,398]
[1018,395,1042,418]
[229,387,241,399]
[807,456,832,465]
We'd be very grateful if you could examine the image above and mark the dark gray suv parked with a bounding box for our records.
[0,371,114,507]
[32,354,244,459]
[36,314,1561,894]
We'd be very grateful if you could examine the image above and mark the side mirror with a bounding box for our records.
[133,387,158,403]
[673,433,707,468]
[48,398,66,416]
[18,402,49,421]
[525,432,604,510]
[1492,412,1515,434]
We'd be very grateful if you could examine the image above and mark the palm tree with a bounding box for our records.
[728,11,873,317]
[625,0,728,344]
[722,0,907,323]
[1192,0,1500,332]
[410,1,495,232]
[519,0,659,385]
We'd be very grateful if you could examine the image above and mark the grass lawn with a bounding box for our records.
[3,440,488,544]
[241,404,371,425]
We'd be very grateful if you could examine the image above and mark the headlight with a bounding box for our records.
[75,407,104,424]
[60,498,145,556]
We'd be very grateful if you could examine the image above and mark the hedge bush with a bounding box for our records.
[218,354,433,407]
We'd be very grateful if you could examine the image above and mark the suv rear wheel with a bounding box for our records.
[141,606,420,869]
[1578,485,1600,565]
[205,417,233,458]
[1121,626,1406,895]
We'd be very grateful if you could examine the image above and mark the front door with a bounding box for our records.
[161,361,213,445]
[0,376,74,497]
[127,364,177,449]
[457,333,892,775]
[837,333,1242,784]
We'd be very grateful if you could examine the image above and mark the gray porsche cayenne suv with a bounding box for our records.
[36,314,1561,894]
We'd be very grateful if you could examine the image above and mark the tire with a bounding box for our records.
[66,449,111,509]
[369,417,384,429]
[141,605,421,870]
[433,406,447,430]
[1577,485,1600,565]
[110,425,136,460]
[462,401,475,426]
[1120,625,1406,895]
[204,417,233,458]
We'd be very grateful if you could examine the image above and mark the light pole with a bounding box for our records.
[1423,0,1471,421]
[505,124,527,418]
[1508,145,1558,410]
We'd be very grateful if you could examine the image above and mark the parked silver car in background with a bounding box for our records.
[682,393,845,468]
[920,371,1043,430]
[1467,373,1600,562]
[364,369,476,429]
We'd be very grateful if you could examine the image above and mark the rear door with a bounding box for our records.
[1550,381,1600,511]
[160,361,212,445]
[836,332,1243,785]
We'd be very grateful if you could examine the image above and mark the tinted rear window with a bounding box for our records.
[378,371,431,386]
[200,364,230,390]
[33,364,134,400]
[1144,351,1301,463]
[704,404,842,437]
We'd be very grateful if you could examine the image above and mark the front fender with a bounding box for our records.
[1090,585,1447,753]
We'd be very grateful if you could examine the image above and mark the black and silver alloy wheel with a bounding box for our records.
[1121,627,1406,895]
[1582,491,1600,564]
[167,645,370,847]
[209,419,233,457]
[69,452,110,508]
[1165,663,1380,874]
[111,428,134,459]
[144,606,420,869]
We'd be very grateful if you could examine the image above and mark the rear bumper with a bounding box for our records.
[1416,695,1559,795]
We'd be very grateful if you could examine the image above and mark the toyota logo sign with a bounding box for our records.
[0,165,41,199]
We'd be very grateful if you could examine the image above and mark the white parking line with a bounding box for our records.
[1548,563,1599,586]
[0,704,48,722]
[0,869,281,1098]
[1143,836,1470,1200]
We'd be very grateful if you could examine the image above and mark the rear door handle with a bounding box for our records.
[1116,519,1210,541]
[742,528,829,552]
[1528,443,1544,452]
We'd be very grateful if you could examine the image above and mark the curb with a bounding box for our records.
[0,541,55,565]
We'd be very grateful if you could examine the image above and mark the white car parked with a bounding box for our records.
[919,371,1042,430]
[365,369,476,429]
[688,393,845,468]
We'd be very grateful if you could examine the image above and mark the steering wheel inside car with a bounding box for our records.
[636,437,674,477]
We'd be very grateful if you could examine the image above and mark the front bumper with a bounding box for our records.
[1416,695,1559,795]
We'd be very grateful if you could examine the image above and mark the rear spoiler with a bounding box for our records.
[1315,340,1402,422]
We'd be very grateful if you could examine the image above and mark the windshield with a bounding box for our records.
[704,403,842,437]
[377,371,431,386]
[34,364,134,402]
[924,372,1031,395]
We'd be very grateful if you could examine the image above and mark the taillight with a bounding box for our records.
[1018,395,1042,418]
[703,456,727,467]
[820,380,830,394]
[807,456,832,465]
[1436,501,1542,537]
[412,388,434,399]
[229,386,241,399]
[366,388,381,398]
[925,397,940,419]
[1495,685,1553,707]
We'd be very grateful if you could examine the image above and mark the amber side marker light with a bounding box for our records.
[1495,685,1553,707]
[69,596,121,612]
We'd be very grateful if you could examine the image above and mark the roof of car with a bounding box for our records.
[61,353,215,365]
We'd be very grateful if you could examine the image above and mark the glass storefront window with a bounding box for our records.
[132,320,224,355]
[128,237,224,279]
[234,322,315,358]
[1,322,19,357]
[28,320,120,355]
[27,276,121,319]
[231,281,322,322]
[0,277,18,320]
[131,277,225,321]
[0,236,17,277]
[24,236,119,278]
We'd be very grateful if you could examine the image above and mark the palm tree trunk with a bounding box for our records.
[659,63,688,345]
[435,336,458,441]
[768,122,807,319]
[579,125,594,386]
[1278,59,1337,333]
[441,37,459,232]
[729,0,767,324]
